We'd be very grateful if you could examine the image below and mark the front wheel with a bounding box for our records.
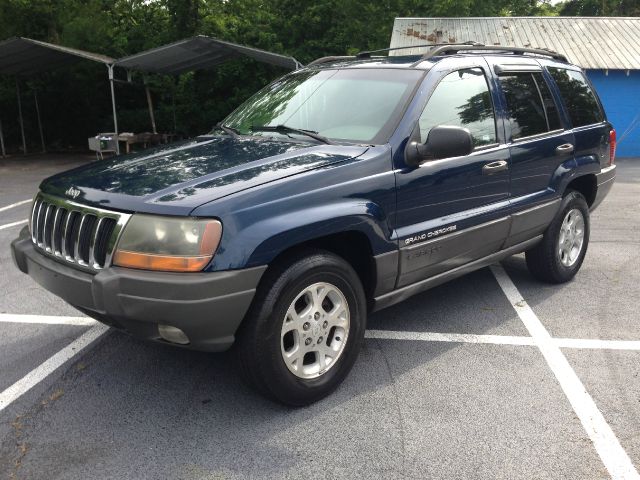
[525,190,590,284]
[236,249,367,406]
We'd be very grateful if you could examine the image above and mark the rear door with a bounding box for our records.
[487,57,575,247]
[546,65,611,170]
[394,57,511,288]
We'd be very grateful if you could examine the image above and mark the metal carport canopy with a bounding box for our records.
[114,35,302,74]
[0,37,114,75]
[0,37,116,155]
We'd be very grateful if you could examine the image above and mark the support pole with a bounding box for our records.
[172,79,177,133]
[33,89,46,153]
[108,65,120,154]
[144,80,157,134]
[0,117,6,158]
[16,77,27,155]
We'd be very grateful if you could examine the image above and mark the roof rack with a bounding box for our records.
[308,42,482,65]
[307,55,357,66]
[355,41,482,58]
[420,44,568,62]
[308,43,568,68]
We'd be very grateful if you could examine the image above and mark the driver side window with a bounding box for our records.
[419,68,497,147]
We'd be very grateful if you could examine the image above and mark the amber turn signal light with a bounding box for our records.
[112,250,213,272]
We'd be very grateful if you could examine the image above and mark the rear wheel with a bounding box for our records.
[236,249,366,406]
[525,190,590,283]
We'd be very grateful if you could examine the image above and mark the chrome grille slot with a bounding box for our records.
[43,204,56,251]
[66,211,81,259]
[35,201,46,245]
[92,217,117,267]
[77,214,97,264]
[52,208,66,254]
[29,193,131,271]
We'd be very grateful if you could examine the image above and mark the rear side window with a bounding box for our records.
[499,72,562,140]
[548,68,604,127]
[419,68,497,147]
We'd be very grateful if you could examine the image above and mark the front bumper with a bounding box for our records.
[591,164,616,211]
[11,228,266,352]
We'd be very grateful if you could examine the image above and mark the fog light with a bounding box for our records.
[158,325,190,345]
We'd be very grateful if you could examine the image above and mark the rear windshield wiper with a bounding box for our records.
[214,122,241,138]
[250,124,334,145]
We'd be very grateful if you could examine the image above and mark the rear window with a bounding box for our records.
[548,68,604,127]
[499,72,563,140]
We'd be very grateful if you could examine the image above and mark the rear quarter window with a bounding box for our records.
[548,68,604,127]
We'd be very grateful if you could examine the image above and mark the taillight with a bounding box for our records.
[609,129,616,165]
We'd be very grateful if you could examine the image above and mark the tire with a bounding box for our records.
[525,190,590,284]
[235,248,367,406]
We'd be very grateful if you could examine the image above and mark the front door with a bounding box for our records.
[394,58,511,288]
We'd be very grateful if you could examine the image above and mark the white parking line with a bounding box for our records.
[556,338,640,351]
[0,199,31,213]
[366,330,536,346]
[0,219,28,231]
[2,314,639,350]
[0,314,97,326]
[0,324,108,413]
[491,264,640,480]
[366,330,640,351]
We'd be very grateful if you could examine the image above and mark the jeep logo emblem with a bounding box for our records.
[65,187,81,199]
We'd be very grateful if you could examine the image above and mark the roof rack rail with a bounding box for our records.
[355,41,482,58]
[420,44,568,62]
[307,55,357,66]
[308,42,484,66]
[308,43,568,68]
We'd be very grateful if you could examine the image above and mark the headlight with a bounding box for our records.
[113,215,222,272]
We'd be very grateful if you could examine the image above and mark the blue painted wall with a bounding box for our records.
[587,70,639,158]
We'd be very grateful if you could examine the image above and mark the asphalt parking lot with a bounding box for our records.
[0,155,639,480]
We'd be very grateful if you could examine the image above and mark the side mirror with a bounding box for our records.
[405,125,474,166]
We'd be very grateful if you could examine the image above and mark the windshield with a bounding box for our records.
[223,68,423,144]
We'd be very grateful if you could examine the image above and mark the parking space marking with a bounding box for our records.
[0,324,108,413]
[556,338,640,351]
[2,314,639,350]
[0,219,27,231]
[0,314,97,326]
[366,330,640,351]
[0,199,31,213]
[366,330,536,346]
[491,264,640,480]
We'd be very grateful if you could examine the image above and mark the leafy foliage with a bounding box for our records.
[0,0,635,152]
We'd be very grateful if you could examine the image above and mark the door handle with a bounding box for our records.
[556,143,574,154]
[482,160,508,175]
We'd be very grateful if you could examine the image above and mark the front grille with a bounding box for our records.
[30,193,130,271]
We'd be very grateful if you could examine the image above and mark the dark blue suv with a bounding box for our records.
[12,45,616,405]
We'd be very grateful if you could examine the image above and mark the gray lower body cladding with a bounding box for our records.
[374,198,562,311]
[11,228,266,352]
[591,164,616,211]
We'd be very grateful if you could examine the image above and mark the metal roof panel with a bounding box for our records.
[390,17,640,70]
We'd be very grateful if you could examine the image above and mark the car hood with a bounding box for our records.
[41,136,369,215]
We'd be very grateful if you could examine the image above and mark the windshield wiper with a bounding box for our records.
[214,122,241,138]
[250,124,334,145]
